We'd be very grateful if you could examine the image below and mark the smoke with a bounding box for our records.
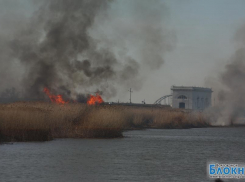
[0,0,175,102]
[206,24,245,125]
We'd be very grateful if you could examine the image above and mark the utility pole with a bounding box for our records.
[129,88,133,103]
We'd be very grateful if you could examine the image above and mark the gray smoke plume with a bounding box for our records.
[206,24,245,125]
[0,0,175,102]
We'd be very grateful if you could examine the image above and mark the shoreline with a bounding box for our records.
[1,126,244,144]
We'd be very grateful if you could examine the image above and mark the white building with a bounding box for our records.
[171,86,212,110]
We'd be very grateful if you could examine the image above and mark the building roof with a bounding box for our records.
[171,86,212,92]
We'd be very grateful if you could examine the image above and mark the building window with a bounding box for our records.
[179,102,185,108]
[178,95,187,99]
[205,98,209,107]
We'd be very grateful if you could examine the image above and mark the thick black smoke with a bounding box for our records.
[0,0,174,102]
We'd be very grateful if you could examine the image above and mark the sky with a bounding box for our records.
[120,0,245,104]
[1,0,245,104]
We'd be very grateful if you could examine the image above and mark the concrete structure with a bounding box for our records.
[171,86,212,110]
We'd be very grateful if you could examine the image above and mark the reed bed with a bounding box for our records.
[0,102,210,142]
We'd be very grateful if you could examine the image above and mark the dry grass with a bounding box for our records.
[0,102,210,142]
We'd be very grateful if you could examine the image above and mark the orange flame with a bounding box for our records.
[87,94,104,105]
[43,87,68,104]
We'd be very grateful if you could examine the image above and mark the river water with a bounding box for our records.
[1,128,245,182]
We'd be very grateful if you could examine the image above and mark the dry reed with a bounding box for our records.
[0,102,210,142]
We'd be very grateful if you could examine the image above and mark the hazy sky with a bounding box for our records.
[1,0,245,103]
[125,0,245,104]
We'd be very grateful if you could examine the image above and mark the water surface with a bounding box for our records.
[1,128,245,182]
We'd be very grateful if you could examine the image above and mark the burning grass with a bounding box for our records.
[0,102,210,142]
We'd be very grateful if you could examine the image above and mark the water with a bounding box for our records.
[1,128,245,182]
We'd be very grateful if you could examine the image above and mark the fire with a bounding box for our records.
[43,87,68,104]
[87,94,104,105]
[43,87,103,105]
